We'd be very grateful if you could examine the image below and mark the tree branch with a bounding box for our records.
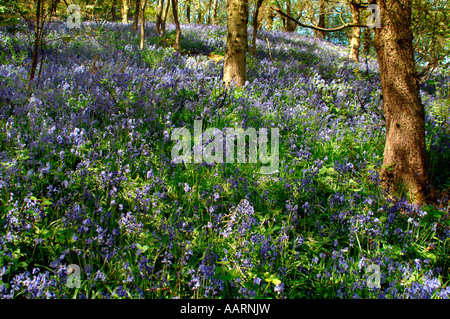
[271,6,370,33]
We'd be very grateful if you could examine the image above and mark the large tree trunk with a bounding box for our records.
[223,0,249,87]
[374,0,430,203]
[252,0,264,55]
[348,1,361,61]
[172,0,181,52]
[133,0,140,30]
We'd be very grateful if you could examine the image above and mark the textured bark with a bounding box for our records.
[133,0,140,30]
[122,0,129,23]
[315,0,326,38]
[156,0,164,34]
[172,0,181,52]
[206,0,213,24]
[266,6,275,30]
[140,0,147,49]
[223,0,249,87]
[28,0,42,84]
[374,0,430,203]
[284,0,296,32]
[161,0,171,35]
[186,1,191,23]
[252,0,264,55]
[348,1,361,61]
[212,0,219,24]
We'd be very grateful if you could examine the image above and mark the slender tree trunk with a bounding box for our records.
[374,0,430,203]
[223,0,249,87]
[212,0,219,24]
[266,6,275,30]
[348,1,361,61]
[161,0,171,35]
[206,0,213,24]
[156,0,164,34]
[284,0,296,32]
[140,0,147,49]
[112,0,118,21]
[122,0,129,23]
[196,0,203,23]
[133,0,140,30]
[28,0,42,84]
[172,0,181,52]
[252,0,264,55]
[186,0,191,23]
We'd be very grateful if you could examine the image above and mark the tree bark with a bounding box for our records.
[348,1,361,61]
[156,0,164,34]
[140,0,147,49]
[28,0,42,84]
[374,0,430,203]
[161,0,171,35]
[266,6,275,30]
[284,0,296,32]
[172,0,182,52]
[122,0,129,23]
[197,0,203,24]
[212,0,219,24]
[315,0,326,38]
[252,0,264,55]
[186,0,191,23]
[206,0,213,24]
[133,0,140,30]
[223,0,249,87]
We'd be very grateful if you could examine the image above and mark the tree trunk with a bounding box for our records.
[266,6,275,30]
[315,0,326,38]
[212,0,219,24]
[252,0,264,55]
[122,0,129,23]
[197,0,203,23]
[206,0,213,24]
[284,0,296,32]
[172,0,181,52]
[186,0,191,23]
[28,0,42,84]
[133,0,140,30]
[112,0,118,21]
[374,0,430,203]
[223,0,249,87]
[161,0,171,35]
[156,0,164,34]
[348,1,361,61]
[140,0,147,49]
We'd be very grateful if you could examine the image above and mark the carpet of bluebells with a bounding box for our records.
[1,20,450,299]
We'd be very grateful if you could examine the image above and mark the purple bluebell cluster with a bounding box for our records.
[0,20,449,299]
